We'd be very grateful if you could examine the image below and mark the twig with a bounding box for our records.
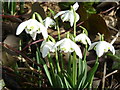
[22,39,43,51]
[99,4,120,14]
[0,42,43,68]
[105,70,118,78]
[115,84,120,89]
[102,62,106,89]
[110,32,119,44]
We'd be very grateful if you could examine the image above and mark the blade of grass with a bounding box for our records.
[36,47,53,86]
[56,74,64,88]
[85,56,99,88]
[41,58,53,86]
[72,52,77,87]
[20,2,24,14]
[68,53,72,75]
[11,2,16,15]
[64,76,72,89]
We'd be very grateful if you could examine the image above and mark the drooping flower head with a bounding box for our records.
[75,33,91,45]
[40,40,55,58]
[43,17,56,29]
[16,19,48,40]
[88,41,115,57]
[53,38,82,59]
[54,2,80,27]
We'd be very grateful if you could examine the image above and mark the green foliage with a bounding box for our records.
[107,52,120,69]
[4,2,117,89]
[58,2,75,10]
[82,2,97,14]
[3,2,16,15]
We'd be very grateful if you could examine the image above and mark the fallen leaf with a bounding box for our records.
[82,14,111,41]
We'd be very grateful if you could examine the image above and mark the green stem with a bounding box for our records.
[11,2,16,15]
[73,8,77,37]
[72,52,77,87]
[60,53,64,70]
[89,56,99,88]
[55,51,61,73]
[48,53,54,72]
[56,20,60,40]
[81,45,88,88]
[20,2,24,14]
[68,53,72,75]
[83,45,87,61]
[32,13,36,19]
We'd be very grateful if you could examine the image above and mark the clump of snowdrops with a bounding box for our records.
[16,2,115,89]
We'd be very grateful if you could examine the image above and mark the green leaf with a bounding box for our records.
[56,74,64,88]
[77,59,88,89]
[82,2,96,14]
[36,51,41,70]
[58,2,75,10]
[36,47,53,86]
[64,73,73,88]
[79,26,88,36]
[85,59,99,88]
[10,2,16,15]
[106,53,120,62]
[64,76,72,89]
[42,59,53,86]
[106,52,120,69]
[81,60,87,88]
[48,8,55,17]
[33,12,43,24]
[77,70,85,89]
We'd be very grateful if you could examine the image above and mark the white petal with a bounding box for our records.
[88,42,99,51]
[60,39,72,52]
[43,17,55,28]
[61,12,70,22]
[36,23,48,39]
[26,19,40,31]
[40,41,46,51]
[75,13,80,22]
[37,23,46,33]
[30,32,37,40]
[54,11,68,19]
[53,38,65,49]
[75,33,91,45]
[29,19,40,24]
[71,40,82,59]
[73,2,79,11]
[69,11,74,27]
[95,42,105,57]
[40,41,55,58]
[75,34,81,41]
[41,45,50,58]
[86,36,91,45]
[16,20,29,35]
[41,29,48,40]
[109,44,115,55]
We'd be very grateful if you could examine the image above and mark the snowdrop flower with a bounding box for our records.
[43,17,56,28]
[53,38,82,59]
[54,2,80,27]
[16,19,48,40]
[40,40,55,58]
[75,33,91,45]
[88,41,115,57]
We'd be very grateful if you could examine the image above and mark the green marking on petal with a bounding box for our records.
[70,48,73,50]
[104,49,107,52]
[61,48,66,51]
[108,47,110,49]
[30,26,34,29]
